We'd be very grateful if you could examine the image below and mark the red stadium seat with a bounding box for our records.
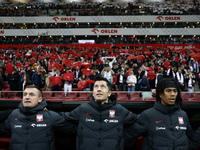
[183,98,199,102]
[144,97,156,101]
[76,93,90,101]
[65,93,78,99]
[193,93,200,100]
[51,92,64,99]
[0,137,10,150]
[116,93,129,101]
[7,92,21,99]
[181,93,192,100]
[129,93,142,101]
[43,92,52,99]
[129,97,143,101]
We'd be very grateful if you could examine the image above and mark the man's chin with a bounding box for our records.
[23,105,32,109]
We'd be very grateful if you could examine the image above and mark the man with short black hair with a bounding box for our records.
[126,78,200,149]
[63,76,137,150]
[0,85,76,150]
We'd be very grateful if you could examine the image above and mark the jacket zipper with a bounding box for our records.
[169,114,175,149]
[26,117,29,150]
[79,126,83,150]
[98,110,102,150]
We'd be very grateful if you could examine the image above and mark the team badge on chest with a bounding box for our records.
[36,114,43,122]
[178,117,184,124]
[109,110,115,118]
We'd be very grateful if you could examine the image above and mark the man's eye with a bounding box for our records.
[101,85,106,88]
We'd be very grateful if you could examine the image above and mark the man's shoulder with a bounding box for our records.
[141,107,156,115]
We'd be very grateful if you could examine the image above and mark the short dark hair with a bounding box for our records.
[156,78,182,106]
[94,76,111,91]
[24,85,43,97]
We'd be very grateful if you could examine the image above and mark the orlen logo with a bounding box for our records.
[52,17,59,22]
[156,16,164,21]
[91,29,99,34]
[156,16,181,21]
[52,17,76,22]
[91,29,118,34]
[0,30,4,34]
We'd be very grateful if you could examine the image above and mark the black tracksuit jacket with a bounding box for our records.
[63,95,137,150]
[126,100,200,150]
[0,98,76,150]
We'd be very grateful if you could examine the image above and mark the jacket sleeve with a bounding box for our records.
[61,106,80,123]
[0,110,12,123]
[122,106,137,127]
[50,111,77,133]
[185,114,200,149]
[0,111,12,134]
[124,112,148,148]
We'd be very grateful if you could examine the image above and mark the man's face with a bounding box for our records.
[23,88,42,108]
[160,88,178,105]
[93,81,111,104]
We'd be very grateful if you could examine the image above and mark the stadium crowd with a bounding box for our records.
[0,44,199,98]
[1,22,200,29]
[0,36,199,44]
[0,1,200,16]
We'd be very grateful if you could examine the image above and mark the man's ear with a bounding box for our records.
[108,91,111,97]
[38,97,43,103]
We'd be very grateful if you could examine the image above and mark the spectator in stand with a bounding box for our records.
[166,66,176,79]
[88,70,98,91]
[18,74,32,98]
[79,74,87,91]
[101,66,115,90]
[8,69,20,91]
[176,68,185,91]
[112,63,121,74]
[52,69,62,93]
[19,68,26,83]
[33,60,42,73]
[117,69,127,91]
[44,73,51,91]
[72,66,82,88]
[127,71,137,98]
[26,65,34,80]
[186,69,195,98]
[0,72,4,91]
[190,58,199,75]
[0,63,6,82]
[63,68,72,97]
[31,68,43,88]
[50,66,58,76]
[125,78,200,149]
[92,60,102,72]
[43,60,49,73]
[138,75,149,91]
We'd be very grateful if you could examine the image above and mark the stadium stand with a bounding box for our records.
[0,0,200,149]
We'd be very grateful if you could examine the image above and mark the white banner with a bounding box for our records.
[0,28,199,36]
[0,15,200,23]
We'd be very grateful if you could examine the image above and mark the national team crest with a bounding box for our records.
[178,117,184,124]
[36,114,43,122]
[109,110,115,118]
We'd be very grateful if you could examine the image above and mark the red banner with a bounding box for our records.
[0,44,199,51]
[49,76,62,86]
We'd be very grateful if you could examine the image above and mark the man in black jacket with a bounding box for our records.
[126,78,200,150]
[63,76,137,150]
[0,85,76,150]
